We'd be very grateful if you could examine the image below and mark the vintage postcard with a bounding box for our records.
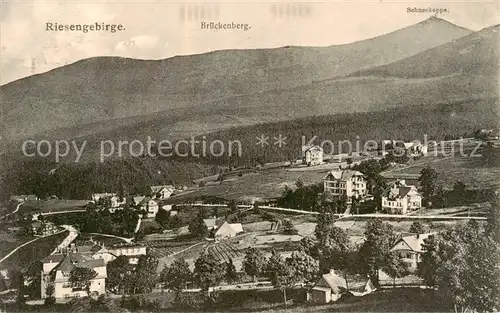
[0,0,499,312]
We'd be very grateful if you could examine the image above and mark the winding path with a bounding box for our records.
[0,201,24,220]
[86,233,134,243]
[0,227,69,264]
[258,205,487,221]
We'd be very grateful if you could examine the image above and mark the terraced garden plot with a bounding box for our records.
[206,241,242,263]
[144,240,193,258]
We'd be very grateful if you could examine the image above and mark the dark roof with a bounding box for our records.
[53,254,75,275]
[74,245,94,253]
[41,254,65,264]
[76,258,105,269]
[398,186,412,198]
[346,275,373,292]
[49,252,105,277]
[323,170,364,182]
[41,252,92,264]
[382,182,414,198]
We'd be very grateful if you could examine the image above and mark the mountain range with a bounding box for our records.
[0,17,498,159]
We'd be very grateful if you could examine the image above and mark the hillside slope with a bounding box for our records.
[350,25,499,78]
[0,17,471,144]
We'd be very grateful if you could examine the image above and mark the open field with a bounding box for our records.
[0,227,34,259]
[0,230,68,271]
[123,287,450,312]
[168,165,338,203]
[167,145,499,204]
[413,202,490,216]
[20,199,89,214]
[254,288,452,313]
[157,211,464,274]
[382,145,500,189]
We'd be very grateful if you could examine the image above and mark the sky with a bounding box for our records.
[0,0,498,85]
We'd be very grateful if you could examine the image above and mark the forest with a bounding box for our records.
[1,98,497,201]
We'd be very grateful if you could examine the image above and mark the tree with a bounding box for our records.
[161,259,191,301]
[314,212,336,242]
[319,227,358,290]
[418,233,445,288]
[265,250,294,306]
[351,196,360,214]
[44,283,56,305]
[155,209,170,229]
[131,255,159,294]
[193,252,225,296]
[225,259,238,284]
[418,221,500,313]
[382,251,408,287]
[228,200,238,213]
[409,221,428,234]
[106,255,133,294]
[69,267,98,296]
[452,180,466,194]
[117,177,125,202]
[281,219,298,235]
[432,184,447,208]
[7,267,24,290]
[242,247,266,282]
[451,181,467,204]
[359,219,396,287]
[418,166,438,206]
[351,159,382,193]
[299,236,319,259]
[169,215,183,232]
[188,211,209,239]
[286,250,319,284]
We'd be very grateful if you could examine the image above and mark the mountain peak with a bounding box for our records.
[426,15,441,21]
[415,15,472,32]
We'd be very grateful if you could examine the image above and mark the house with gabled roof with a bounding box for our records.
[133,196,146,206]
[150,185,175,200]
[203,217,225,231]
[213,221,243,241]
[137,197,159,218]
[309,269,375,304]
[92,243,147,265]
[301,145,324,166]
[91,193,124,208]
[382,180,422,214]
[390,232,436,271]
[323,170,368,203]
[40,251,106,300]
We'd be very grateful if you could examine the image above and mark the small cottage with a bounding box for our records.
[309,270,375,304]
[214,222,243,241]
